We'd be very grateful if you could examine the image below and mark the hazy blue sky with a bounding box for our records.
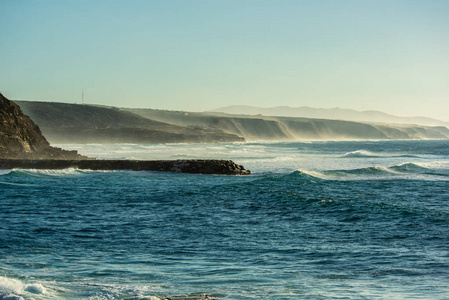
[1,0,448,120]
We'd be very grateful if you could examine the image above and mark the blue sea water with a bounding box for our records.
[1,140,449,299]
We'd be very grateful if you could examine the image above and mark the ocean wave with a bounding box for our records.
[398,154,420,158]
[0,181,32,186]
[389,162,428,173]
[341,150,380,158]
[287,170,326,180]
[325,166,392,177]
[287,162,449,181]
[0,170,12,176]
[341,150,420,159]
[0,276,48,300]
[11,168,111,178]
[390,162,449,177]
[286,167,394,181]
[0,276,170,300]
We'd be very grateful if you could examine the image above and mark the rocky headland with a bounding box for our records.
[0,93,250,175]
[0,93,85,160]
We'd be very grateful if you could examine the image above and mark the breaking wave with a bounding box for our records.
[0,276,48,300]
[0,170,11,176]
[288,162,449,181]
[9,168,113,178]
[341,150,420,159]
[342,150,380,158]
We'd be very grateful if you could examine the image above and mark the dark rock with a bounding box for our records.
[0,93,85,160]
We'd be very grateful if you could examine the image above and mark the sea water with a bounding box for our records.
[1,140,448,299]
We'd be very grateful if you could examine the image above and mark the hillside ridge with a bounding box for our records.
[210,105,449,127]
[15,101,244,144]
[10,99,449,142]
[128,108,449,141]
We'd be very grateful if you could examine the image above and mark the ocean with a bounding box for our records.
[1,140,449,299]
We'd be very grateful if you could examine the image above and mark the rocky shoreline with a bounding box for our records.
[0,159,251,175]
[1,93,250,175]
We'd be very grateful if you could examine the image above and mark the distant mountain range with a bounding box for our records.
[209,105,449,127]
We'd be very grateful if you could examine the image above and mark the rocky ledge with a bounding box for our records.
[0,159,251,175]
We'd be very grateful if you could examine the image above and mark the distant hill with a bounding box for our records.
[210,105,449,127]
[9,100,449,144]
[127,108,449,141]
[15,101,244,144]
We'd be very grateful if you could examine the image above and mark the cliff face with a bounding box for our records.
[128,108,449,141]
[0,93,84,159]
[9,98,449,143]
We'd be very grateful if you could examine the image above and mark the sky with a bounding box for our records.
[1,0,448,121]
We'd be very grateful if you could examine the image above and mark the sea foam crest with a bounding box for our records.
[0,276,47,300]
[316,163,449,181]
[289,163,449,181]
[389,162,428,173]
[325,166,391,177]
[287,167,394,181]
[389,162,449,177]
[0,170,12,176]
[12,168,109,178]
[342,150,379,158]
[287,169,327,180]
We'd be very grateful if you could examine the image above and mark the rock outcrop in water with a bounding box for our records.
[0,93,84,159]
[0,159,251,175]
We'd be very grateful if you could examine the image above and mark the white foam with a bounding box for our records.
[0,182,31,186]
[24,283,46,294]
[0,170,11,176]
[54,142,449,178]
[342,150,378,158]
[413,161,449,170]
[14,168,107,177]
[0,277,23,294]
[0,276,47,299]
[0,294,24,300]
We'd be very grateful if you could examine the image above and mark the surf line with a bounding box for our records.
[0,159,251,175]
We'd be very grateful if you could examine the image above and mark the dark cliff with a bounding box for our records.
[0,93,84,159]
